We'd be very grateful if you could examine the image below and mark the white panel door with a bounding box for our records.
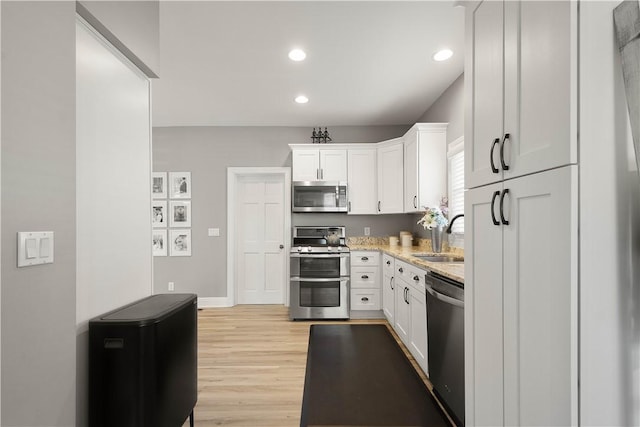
[502,166,578,426]
[237,175,286,304]
[394,278,410,346]
[377,141,404,213]
[465,182,504,427]
[319,149,347,181]
[404,133,419,212]
[408,285,428,375]
[503,0,577,182]
[292,150,319,181]
[347,148,377,214]
[382,255,395,324]
[467,0,504,189]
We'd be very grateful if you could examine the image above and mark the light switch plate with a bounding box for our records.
[18,231,54,267]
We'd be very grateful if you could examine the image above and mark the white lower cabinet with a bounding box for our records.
[381,254,395,324]
[350,251,381,311]
[408,280,427,375]
[465,166,578,426]
[393,259,429,375]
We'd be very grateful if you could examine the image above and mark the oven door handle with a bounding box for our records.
[425,285,464,308]
[290,277,349,283]
[289,253,350,259]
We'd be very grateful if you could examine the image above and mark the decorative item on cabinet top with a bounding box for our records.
[311,127,332,143]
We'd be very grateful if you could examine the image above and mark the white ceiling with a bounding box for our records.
[152,1,465,127]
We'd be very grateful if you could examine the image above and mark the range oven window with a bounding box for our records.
[299,281,341,308]
[298,256,341,278]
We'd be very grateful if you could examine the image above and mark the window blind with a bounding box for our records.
[448,144,464,234]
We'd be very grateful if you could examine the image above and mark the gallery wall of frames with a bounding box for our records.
[152,172,192,256]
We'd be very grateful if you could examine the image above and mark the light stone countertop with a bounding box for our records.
[348,243,464,283]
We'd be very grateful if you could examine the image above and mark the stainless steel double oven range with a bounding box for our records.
[289,226,350,320]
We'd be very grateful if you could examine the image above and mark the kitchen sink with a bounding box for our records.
[413,255,464,263]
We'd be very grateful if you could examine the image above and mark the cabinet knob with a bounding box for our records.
[413,275,419,281]
[398,267,404,273]
[386,260,391,265]
[361,297,369,302]
[361,275,369,279]
[361,256,369,261]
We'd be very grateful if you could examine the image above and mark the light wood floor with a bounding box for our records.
[183,305,446,427]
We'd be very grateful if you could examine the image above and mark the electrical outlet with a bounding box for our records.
[364,227,370,236]
[168,282,174,292]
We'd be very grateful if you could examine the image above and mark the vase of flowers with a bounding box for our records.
[417,201,449,253]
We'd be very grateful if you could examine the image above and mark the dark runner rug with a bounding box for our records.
[300,324,451,427]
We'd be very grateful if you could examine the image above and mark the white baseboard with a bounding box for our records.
[197,297,232,308]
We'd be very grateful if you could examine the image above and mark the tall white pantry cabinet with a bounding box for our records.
[464,1,578,426]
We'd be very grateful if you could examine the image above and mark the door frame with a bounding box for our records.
[227,167,291,306]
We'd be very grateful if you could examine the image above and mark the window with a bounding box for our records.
[448,136,464,235]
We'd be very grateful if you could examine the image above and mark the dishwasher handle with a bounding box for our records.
[425,284,464,308]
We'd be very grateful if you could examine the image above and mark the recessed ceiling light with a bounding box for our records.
[433,49,453,62]
[295,95,309,104]
[288,49,306,62]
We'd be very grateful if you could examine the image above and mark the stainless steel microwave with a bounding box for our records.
[292,181,348,212]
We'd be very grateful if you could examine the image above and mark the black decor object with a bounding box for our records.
[300,324,451,427]
[89,293,198,427]
[311,127,332,143]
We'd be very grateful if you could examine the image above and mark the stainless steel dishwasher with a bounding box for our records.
[425,270,464,426]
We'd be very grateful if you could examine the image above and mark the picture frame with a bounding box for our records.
[152,201,168,228]
[170,229,192,256]
[152,229,167,257]
[152,172,167,199]
[169,172,191,199]
[169,200,191,227]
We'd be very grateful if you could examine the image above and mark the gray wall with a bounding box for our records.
[152,125,412,298]
[2,2,77,425]
[417,72,464,144]
[413,73,464,241]
[1,2,159,425]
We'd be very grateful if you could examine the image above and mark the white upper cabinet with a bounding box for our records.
[403,123,448,213]
[291,148,347,182]
[466,0,577,189]
[377,138,404,214]
[347,148,377,215]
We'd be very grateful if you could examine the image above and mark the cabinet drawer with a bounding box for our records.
[351,251,380,267]
[350,288,381,310]
[351,266,380,288]
[396,259,426,293]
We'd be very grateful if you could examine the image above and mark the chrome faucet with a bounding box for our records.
[446,214,464,234]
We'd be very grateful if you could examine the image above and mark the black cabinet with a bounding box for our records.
[89,293,197,427]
